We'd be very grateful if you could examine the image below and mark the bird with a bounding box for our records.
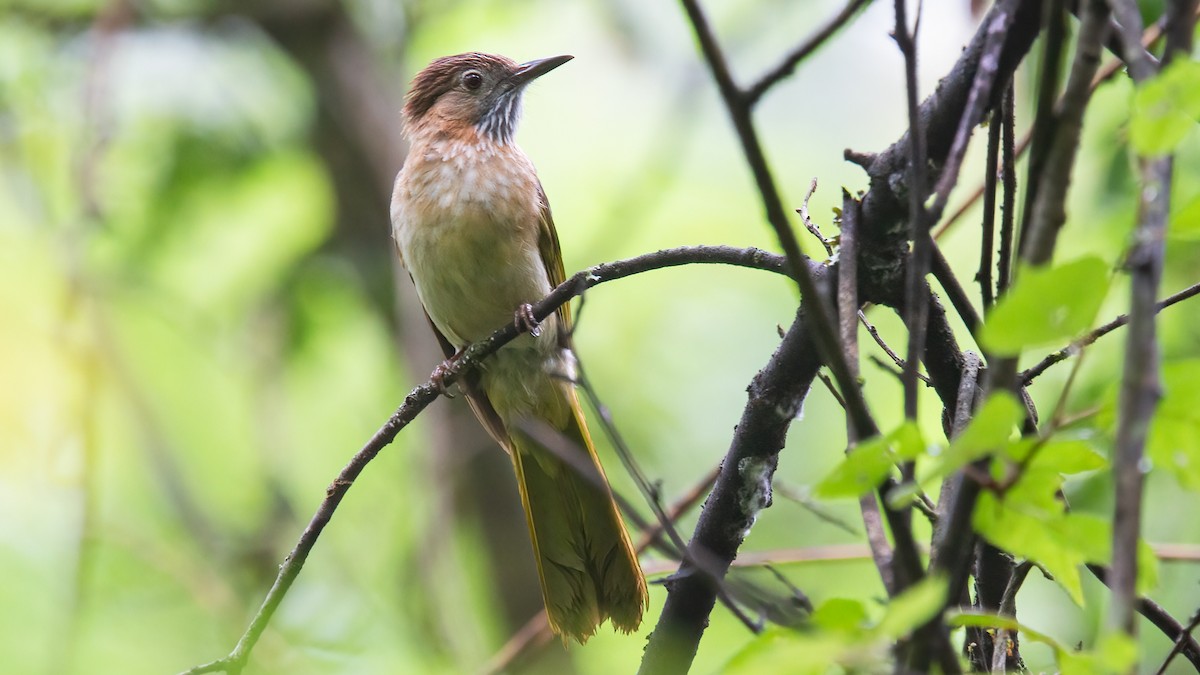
[390,52,647,643]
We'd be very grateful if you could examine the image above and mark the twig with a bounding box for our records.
[773,481,861,535]
[817,370,848,409]
[931,243,983,337]
[867,354,902,379]
[1013,0,1067,262]
[929,351,983,600]
[1020,280,1200,385]
[744,0,874,106]
[1155,608,1200,675]
[996,84,1017,299]
[978,104,1001,311]
[799,178,833,257]
[860,311,930,385]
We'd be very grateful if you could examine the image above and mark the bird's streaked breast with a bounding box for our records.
[391,134,554,349]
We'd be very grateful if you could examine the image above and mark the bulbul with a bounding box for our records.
[390,52,647,642]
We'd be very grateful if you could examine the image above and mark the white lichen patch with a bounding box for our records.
[736,456,775,539]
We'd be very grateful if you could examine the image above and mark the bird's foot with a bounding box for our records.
[430,349,466,398]
[514,303,542,337]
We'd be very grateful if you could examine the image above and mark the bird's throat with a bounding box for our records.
[478,90,523,144]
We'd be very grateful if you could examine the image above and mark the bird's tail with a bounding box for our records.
[507,387,648,642]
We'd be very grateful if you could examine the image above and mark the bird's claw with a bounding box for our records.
[430,350,466,398]
[514,303,542,337]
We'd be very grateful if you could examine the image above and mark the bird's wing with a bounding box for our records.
[535,181,572,348]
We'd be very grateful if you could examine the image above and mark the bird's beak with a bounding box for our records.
[510,55,574,87]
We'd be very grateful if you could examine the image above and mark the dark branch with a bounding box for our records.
[638,299,823,675]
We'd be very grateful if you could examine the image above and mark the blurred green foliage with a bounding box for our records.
[2,1,1200,674]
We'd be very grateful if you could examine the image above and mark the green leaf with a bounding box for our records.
[1130,59,1200,156]
[973,492,1085,603]
[890,421,928,461]
[948,611,1064,652]
[816,435,894,498]
[874,576,948,640]
[980,257,1111,355]
[815,423,927,499]
[925,392,1023,480]
[1009,438,1108,474]
[810,598,869,634]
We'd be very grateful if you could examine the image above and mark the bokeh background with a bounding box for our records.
[3,0,1199,673]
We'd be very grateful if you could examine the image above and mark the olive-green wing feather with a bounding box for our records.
[535,181,572,346]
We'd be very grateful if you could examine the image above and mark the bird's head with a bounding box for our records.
[403,52,572,144]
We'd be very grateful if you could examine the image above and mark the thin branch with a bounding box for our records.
[1020,281,1200,385]
[996,84,1017,299]
[177,245,798,675]
[1107,0,1158,81]
[894,0,932,426]
[773,481,862,536]
[840,194,900,599]
[1155,608,1200,675]
[860,312,931,385]
[931,243,983,337]
[642,544,907,575]
[817,370,848,409]
[930,352,984,608]
[1088,564,1200,670]
[839,195,862,389]
[800,178,833,257]
[978,104,1002,311]
[744,0,874,106]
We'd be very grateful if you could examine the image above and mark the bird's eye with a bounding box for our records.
[462,71,483,90]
